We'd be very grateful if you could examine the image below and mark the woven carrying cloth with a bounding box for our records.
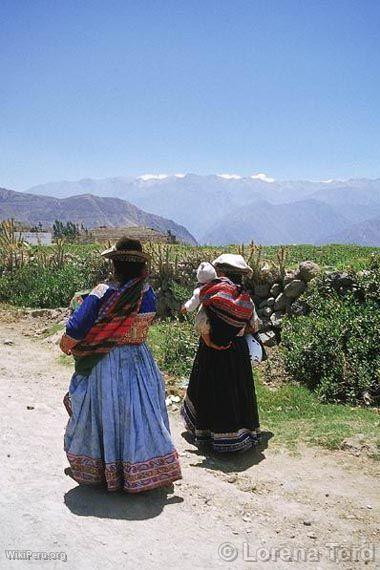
[71,276,146,375]
[199,277,254,331]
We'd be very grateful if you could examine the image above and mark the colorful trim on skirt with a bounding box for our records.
[181,396,260,453]
[66,450,181,493]
[64,343,182,493]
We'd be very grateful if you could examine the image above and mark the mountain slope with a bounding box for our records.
[204,199,350,245]
[0,188,197,244]
[319,216,380,246]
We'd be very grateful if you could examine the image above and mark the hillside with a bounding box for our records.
[204,199,349,245]
[0,188,197,245]
[320,216,380,246]
[27,175,380,245]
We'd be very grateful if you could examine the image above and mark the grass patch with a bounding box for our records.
[255,373,380,453]
[41,321,65,338]
[58,354,74,368]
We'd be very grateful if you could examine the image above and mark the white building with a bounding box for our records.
[20,232,52,246]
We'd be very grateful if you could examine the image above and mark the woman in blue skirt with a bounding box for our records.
[60,238,181,493]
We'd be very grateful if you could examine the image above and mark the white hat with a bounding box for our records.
[212,254,253,276]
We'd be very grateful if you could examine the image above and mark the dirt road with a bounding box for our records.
[0,315,379,569]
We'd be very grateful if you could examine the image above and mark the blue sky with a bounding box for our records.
[1,0,379,189]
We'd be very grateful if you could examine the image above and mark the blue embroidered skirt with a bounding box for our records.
[64,343,182,492]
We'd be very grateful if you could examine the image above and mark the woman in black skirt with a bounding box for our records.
[181,254,260,453]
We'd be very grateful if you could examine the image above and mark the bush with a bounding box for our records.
[0,263,99,308]
[282,264,380,406]
[149,317,199,380]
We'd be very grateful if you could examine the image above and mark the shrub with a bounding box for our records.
[149,317,199,380]
[0,263,99,308]
[282,264,380,406]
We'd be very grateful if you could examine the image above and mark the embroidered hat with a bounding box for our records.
[212,253,253,276]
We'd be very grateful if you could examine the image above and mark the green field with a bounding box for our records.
[16,241,379,269]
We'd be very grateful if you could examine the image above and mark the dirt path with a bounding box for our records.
[0,315,379,569]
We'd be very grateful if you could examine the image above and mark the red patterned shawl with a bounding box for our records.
[71,275,146,375]
[199,277,254,331]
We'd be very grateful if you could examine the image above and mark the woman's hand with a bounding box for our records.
[60,334,79,355]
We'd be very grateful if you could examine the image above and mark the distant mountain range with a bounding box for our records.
[320,216,380,246]
[0,187,197,245]
[25,175,380,246]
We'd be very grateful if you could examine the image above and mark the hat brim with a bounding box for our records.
[101,248,150,262]
[214,262,253,277]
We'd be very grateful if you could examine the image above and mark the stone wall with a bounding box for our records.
[251,261,321,347]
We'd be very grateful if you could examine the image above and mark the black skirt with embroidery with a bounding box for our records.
[181,336,260,452]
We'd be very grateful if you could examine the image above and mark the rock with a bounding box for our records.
[303,519,312,526]
[270,313,282,328]
[362,391,373,406]
[284,270,299,285]
[26,405,35,410]
[227,474,237,484]
[259,297,275,309]
[270,283,281,297]
[36,327,49,335]
[285,298,294,314]
[289,299,308,317]
[307,532,317,539]
[274,293,287,311]
[258,331,276,347]
[254,283,271,298]
[298,261,321,282]
[239,482,256,492]
[340,434,376,457]
[259,306,273,318]
[284,280,306,299]
[3,339,13,345]
[30,309,54,318]
[329,271,356,292]
[259,319,272,332]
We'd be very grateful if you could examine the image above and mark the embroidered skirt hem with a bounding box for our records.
[64,343,181,492]
[66,450,181,493]
[181,396,260,452]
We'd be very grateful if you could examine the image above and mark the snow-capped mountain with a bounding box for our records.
[25,175,380,245]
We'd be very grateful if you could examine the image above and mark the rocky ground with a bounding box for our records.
[0,309,379,569]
